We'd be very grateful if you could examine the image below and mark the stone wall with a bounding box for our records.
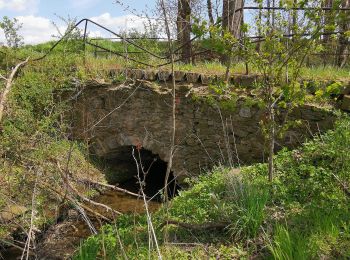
[70,80,336,183]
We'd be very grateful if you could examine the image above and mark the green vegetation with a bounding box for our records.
[75,117,350,259]
[0,49,106,241]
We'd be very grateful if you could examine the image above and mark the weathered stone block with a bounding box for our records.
[233,74,259,87]
[144,70,157,81]
[186,72,200,83]
[239,107,252,118]
[200,74,215,85]
[109,68,121,77]
[341,83,350,95]
[174,71,186,82]
[157,70,171,82]
[130,69,145,80]
[341,95,350,111]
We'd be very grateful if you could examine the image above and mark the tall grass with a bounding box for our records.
[225,174,269,239]
[268,225,310,260]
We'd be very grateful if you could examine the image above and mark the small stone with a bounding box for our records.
[157,70,171,82]
[341,95,350,111]
[174,71,186,82]
[144,70,157,81]
[130,69,145,79]
[239,107,252,118]
[186,72,200,83]
[233,74,259,87]
[200,74,214,85]
[341,83,350,95]
[109,68,121,77]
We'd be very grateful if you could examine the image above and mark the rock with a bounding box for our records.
[200,74,215,85]
[157,70,171,82]
[144,70,157,81]
[341,95,350,111]
[233,74,259,87]
[341,84,350,95]
[239,107,252,118]
[186,72,200,83]
[174,71,186,82]
[130,69,145,80]
[0,205,28,223]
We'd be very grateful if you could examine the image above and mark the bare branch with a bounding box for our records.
[0,74,7,81]
[0,57,29,123]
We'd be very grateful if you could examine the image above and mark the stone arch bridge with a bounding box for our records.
[69,77,335,184]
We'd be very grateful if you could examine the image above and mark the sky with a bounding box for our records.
[0,0,156,45]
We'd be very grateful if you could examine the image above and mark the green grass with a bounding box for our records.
[4,39,349,82]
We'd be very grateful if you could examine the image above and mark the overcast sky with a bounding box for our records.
[0,0,156,44]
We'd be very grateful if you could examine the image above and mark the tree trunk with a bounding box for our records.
[207,0,215,26]
[222,0,244,37]
[337,0,350,67]
[221,0,244,67]
[177,0,191,63]
[322,0,335,65]
[323,0,334,43]
[291,0,298,40]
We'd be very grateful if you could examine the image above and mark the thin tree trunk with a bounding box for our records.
[222,0,244,81]
[222,0,244,36]
[0,57,29,124]
[292,0,298,37]
[338,0,350,67]
[268,107,275,182]
[323,0,334,65]
[207,0,215,26]
[160,0,176,205]
[323,0,334,43]
[256,5,262,52]
[178,0,191,63]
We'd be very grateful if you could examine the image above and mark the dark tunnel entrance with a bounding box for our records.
[104,146,180,200]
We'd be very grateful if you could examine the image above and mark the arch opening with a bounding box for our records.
[103,146,179,200]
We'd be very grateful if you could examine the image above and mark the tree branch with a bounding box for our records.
[0,74,7,81]
[0,57,29,123]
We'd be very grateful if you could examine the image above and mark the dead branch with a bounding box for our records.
[56,162,122,216]
[331,172,350,198]
[21,170,40,260]
[159,220,230,230]
[0,239,35,256]
[77,178,145,199]
[132,147,162,259]
[0,74,6,81]
[39,181,111,222]
[0,57,29,123]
